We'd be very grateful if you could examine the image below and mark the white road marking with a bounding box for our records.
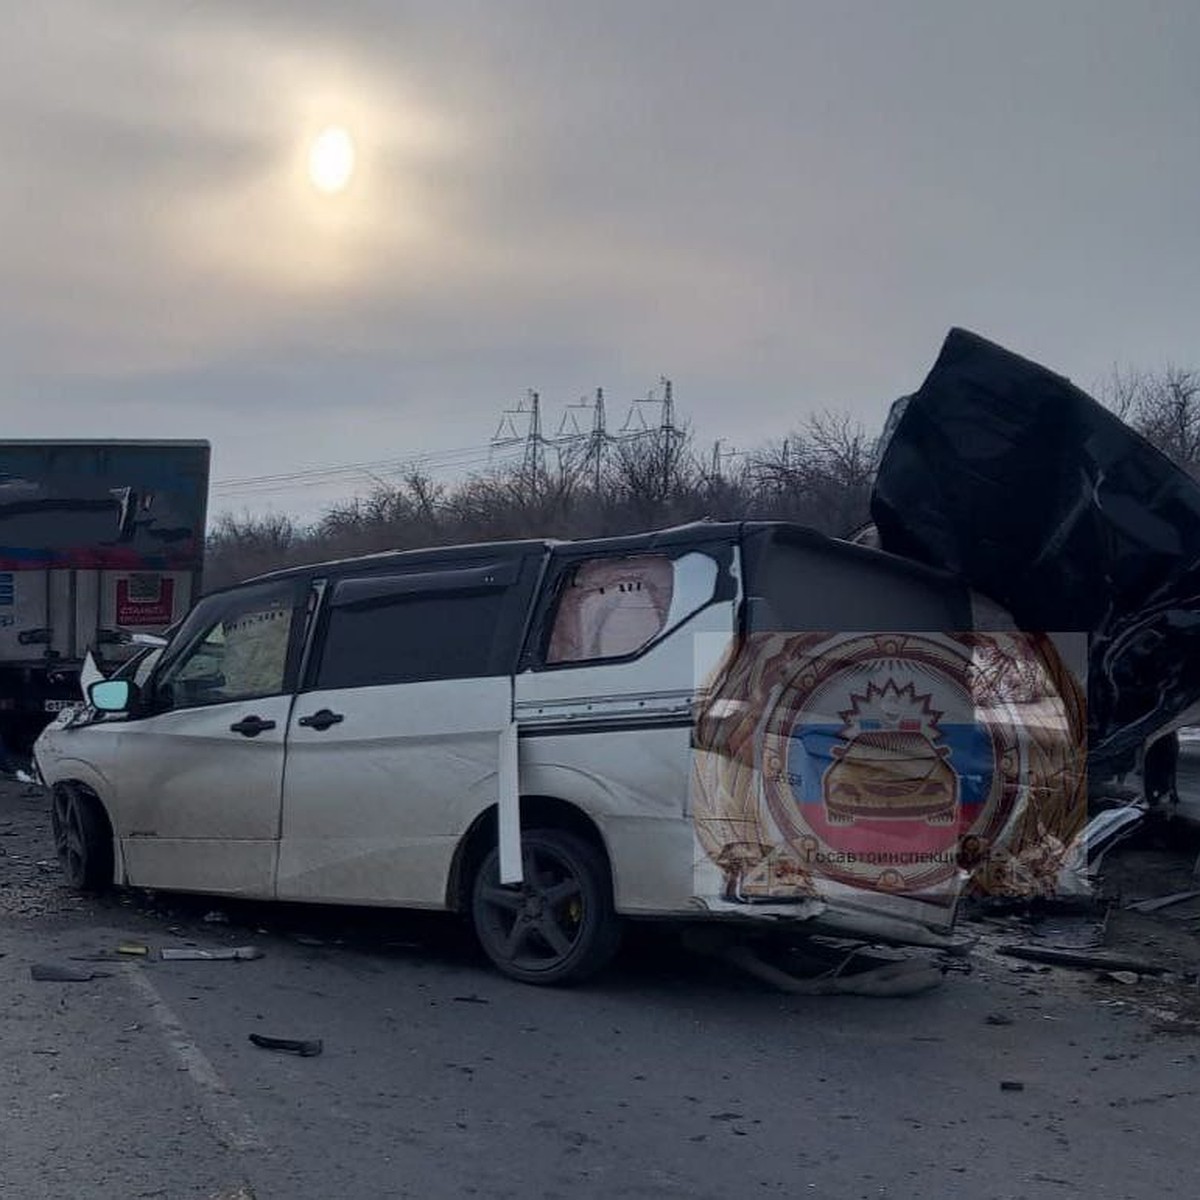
[123,964,266,1153]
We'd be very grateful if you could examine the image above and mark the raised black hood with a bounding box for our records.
[870,327,1200,777]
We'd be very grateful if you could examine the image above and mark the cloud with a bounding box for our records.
[1,1,1198,515]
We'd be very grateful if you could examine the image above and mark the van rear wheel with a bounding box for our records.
[471,828,622,986]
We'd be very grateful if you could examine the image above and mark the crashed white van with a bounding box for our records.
[33,519,1085,984]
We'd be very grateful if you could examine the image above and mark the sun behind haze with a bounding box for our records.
[308,126,356,194]
[2,1,1198,523]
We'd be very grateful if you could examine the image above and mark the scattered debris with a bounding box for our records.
[1057,806,1146,892]
[30,962,110,982]
[203,910,230,925]
[720,942,945,997]
[452,994,491,1005]
[1103,970,1141,985]
[248,1033,323,1057]
[1000,1080,1025,1092]
[985,1013,1014,1026]
[998,944,1168,976]
[1034,907,1110,951]
[160,946,264,961]
[1126,890,1200,914]
[117,942,149,957]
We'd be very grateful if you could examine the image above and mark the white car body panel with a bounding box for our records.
[276,676,512,905]
[112,695,291,895]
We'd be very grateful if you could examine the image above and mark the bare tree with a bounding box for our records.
[1102,365,1200,476]
[743,412,872,535]
[206,365,1195,591]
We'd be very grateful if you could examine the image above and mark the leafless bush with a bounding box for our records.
[1102,365,1200,476]
[207,364,1192,591]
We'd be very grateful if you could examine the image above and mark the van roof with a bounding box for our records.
[240,519,959,590]
[243,519,743,585]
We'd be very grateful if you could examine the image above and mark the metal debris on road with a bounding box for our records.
[720,942,946,997]
[998,944,1168,976]
[160,946,264,961]
[248,1033,323,1057]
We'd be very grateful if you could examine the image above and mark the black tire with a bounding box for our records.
[471,828,622,986]
[50,787,113,892]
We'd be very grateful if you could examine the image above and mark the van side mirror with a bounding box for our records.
[88,679,137,713]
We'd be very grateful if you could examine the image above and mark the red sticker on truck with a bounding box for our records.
[116,576,175,626]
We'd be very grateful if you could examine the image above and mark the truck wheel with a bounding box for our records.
[471,828,622,986]
[51,788,113,892]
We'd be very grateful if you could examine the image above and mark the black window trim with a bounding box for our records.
[300,554,542,693]
[328,560,519,608]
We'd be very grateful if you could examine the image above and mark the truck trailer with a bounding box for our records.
[0,439,209,745]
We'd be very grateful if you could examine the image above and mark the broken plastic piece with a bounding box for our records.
[1057,806,1145,893]
[1102,970,1141,985]
[117,942,149,956]
[160,946,263,961]
[248,1033,323,1057]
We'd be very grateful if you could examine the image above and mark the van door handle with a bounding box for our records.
[230,715,276,737]
[297,708,344,732]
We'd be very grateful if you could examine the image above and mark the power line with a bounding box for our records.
[211,442,509,493]
[217,377,681,507]
[212,444,522,500]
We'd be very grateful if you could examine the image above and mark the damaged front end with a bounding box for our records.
[871,329,1200,805]
[864,327,1200,885]
[692,327,1200,945]
[691,625,1088,947]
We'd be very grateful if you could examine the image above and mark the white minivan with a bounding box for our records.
[33,521,1085,984]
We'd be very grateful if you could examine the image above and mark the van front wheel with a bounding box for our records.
[51,788,112,892]
[471,829,622,985]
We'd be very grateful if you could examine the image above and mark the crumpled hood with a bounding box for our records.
[870,327,1200,777]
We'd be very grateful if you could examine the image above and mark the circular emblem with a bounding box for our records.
[692,630,1084,902]
[762,633,1023,895]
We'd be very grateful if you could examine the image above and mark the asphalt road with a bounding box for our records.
[3,779,1198,1200]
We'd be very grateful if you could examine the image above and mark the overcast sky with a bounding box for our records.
[3,1,1197,522]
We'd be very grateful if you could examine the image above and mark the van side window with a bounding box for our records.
[152,585,297,710]
[315,590,507,689]
[546,551,718,664]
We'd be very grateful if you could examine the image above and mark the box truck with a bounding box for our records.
[0,439,209,744]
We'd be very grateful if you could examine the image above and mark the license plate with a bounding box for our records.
[43,699,74,713]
